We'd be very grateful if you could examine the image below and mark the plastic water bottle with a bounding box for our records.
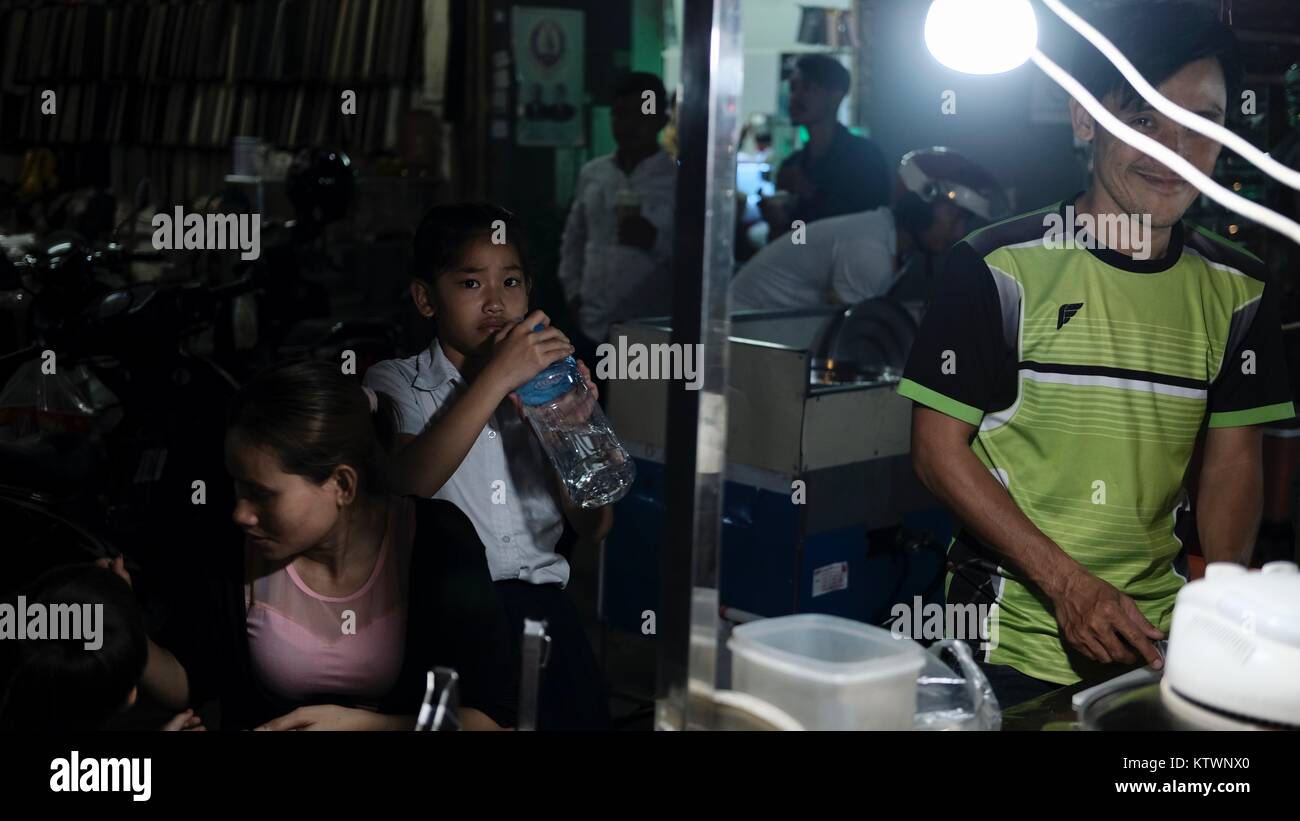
[515,333,636,509]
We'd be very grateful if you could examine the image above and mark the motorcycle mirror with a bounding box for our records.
[134,178,151,213]
[0,253,19,290]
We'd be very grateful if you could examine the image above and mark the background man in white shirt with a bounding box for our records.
[559,72,677,372]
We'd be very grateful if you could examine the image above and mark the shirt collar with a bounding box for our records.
[413,339,463,391]
[612,148,671,178]
[1061,193,1185,274]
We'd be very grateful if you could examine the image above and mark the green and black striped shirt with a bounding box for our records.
[899,199,1294,684]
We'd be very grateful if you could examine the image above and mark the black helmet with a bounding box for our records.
[286,148,356,228]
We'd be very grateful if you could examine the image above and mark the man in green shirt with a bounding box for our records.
[898,2,1294,707]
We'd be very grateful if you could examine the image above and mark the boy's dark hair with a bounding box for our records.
[0,564,147,732]
[795,54,851,95]
[613,71,668,111]
[411,202,532,288]
[1073,1,1242,111]
[228,358,398,499]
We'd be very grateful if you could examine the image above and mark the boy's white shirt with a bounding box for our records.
[364,340,570,587]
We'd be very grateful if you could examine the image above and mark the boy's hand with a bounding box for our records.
[575,359,598,402]
[161,709,206,731]
[508,358,598,424]
[95,555,132,590]
[484,310,574,395]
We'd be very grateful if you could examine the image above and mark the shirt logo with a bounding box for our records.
[1057,302,1084,329]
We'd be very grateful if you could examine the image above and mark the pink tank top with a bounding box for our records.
[245,498,415,705]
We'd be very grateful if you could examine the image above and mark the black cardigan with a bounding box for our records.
[162,498,519,730]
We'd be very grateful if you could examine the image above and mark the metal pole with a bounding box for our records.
[655,0,742,731]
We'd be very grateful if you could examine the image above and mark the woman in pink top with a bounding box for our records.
[132,360,518,730]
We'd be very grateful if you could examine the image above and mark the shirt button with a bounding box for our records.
[488,430,497,439]
[502,535,512,543]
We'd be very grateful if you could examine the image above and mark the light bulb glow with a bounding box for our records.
[924,0,1038,76]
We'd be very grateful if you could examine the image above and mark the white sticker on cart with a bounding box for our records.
[811,562,849,598]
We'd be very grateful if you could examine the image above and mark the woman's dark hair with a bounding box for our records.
[0,564,147,732]
[1073,1,1243,110]
[227,359,398,498]
[411,202,533,289]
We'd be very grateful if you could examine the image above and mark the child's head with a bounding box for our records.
[0,563,147,732]
[225,359,397,563]
[410,203,532,359]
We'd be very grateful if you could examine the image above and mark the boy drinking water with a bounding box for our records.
[365,203,614,729]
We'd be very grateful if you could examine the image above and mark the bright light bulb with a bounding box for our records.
[925,0,1038,75]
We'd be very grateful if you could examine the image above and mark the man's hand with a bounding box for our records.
[776,164,816,197]
[255,705,399,731]
[617,215,657,251]
[1045,566,1166,668]
[757,196,788,231]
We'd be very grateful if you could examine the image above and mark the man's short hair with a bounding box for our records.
[614,71,668,111]
[1073,1,1243,110]
[795,54,851,95]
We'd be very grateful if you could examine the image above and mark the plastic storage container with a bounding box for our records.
[728,614,926,730]
[517,351,636,509]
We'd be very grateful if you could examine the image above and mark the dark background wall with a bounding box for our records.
[868,0,1090,214]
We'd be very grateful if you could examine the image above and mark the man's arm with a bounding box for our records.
[911,407,1075,592]
[558,169,590,311]
[1197,273,1293,563]
[911,407,1165,667]
[1196,425,1264,564]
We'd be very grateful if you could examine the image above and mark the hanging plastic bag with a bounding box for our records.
[0,357,98,438]
[913,639,1002,731]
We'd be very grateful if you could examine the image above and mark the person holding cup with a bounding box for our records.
[558,72,677,377]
